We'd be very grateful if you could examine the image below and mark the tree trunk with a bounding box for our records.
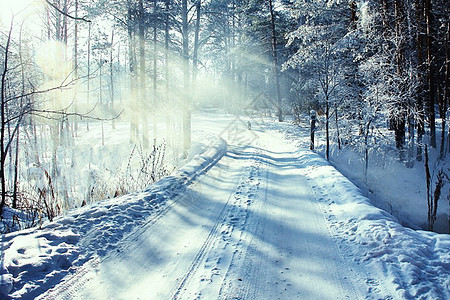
[73,0,79,133]
[335,102,341,150]
[268,0,282,122]
[425,145,432,229]
[363,121,372,183]
[55,0,61,40]
[165,0,170,102]
[110,28,115,129]
[182,0,191,151]
[62,0,68,44]
[394,0,406,161]
[139,0,149,148]
[12,127,19,209]
[440,21,449,157]
[229,1,236,112]
[325,98,330,160]
[153,0,158,140]
[349,1,357,30]
[128,3,138,143]
[224,24,230,111]
[164,0,172,152]
[87,22,91,131]
[406,115,415,168]
[192,0,201,83]
[416,0,425,161]
[0,22,12,215]
[425,0,436,148]
[381,0,390,30]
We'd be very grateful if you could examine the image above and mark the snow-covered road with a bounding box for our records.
[39,129,371,299]
[3,113,448,299]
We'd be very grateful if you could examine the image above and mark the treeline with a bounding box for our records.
[0,0,448,229]
[0,0,297,227]
[282,0,449,231]
[283,0,449,163]
[0,0,302,224]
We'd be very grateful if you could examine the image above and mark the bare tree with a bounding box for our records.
[182,0,191,151]
[0,20,14,215]
[268,0,282,122]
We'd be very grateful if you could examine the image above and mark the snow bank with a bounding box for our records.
[297,150,450,299]
[0,137,227,299]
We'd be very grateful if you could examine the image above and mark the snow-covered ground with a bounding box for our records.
[327,133,449,234]
[1,111,449,299]
[272,115,450,234]
[0,114,185,233]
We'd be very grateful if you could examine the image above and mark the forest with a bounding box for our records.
[0,0,449,232]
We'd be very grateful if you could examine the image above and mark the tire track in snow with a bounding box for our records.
[215,131,369,300]
[42,179,218,299]
[36,256,100,300]
[171,146,264,299]
[202,147,266,299]
[34,138,227,300]
[217,150,268,300]
[171,192,233,299]
[39,194,179,299]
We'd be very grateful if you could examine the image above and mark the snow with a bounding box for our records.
[1,134,226,299]
[279,113,449,234]
[297,151,449,299]
[326,145,449,233]
[0,111,449,299]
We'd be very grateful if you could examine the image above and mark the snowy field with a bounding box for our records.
[0,111,449,299]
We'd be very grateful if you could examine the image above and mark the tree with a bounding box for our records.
[182,0,191,151]
[268,0,282,122]
[285,0,350,160]
[425,0,436,148]
[0,2,109,221]
[1,20,15,215]
[127,0,139,144]
[138,0,149,148]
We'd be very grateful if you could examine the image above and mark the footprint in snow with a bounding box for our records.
[366,278,381,293]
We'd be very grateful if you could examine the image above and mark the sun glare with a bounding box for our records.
[0,0,43,26]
